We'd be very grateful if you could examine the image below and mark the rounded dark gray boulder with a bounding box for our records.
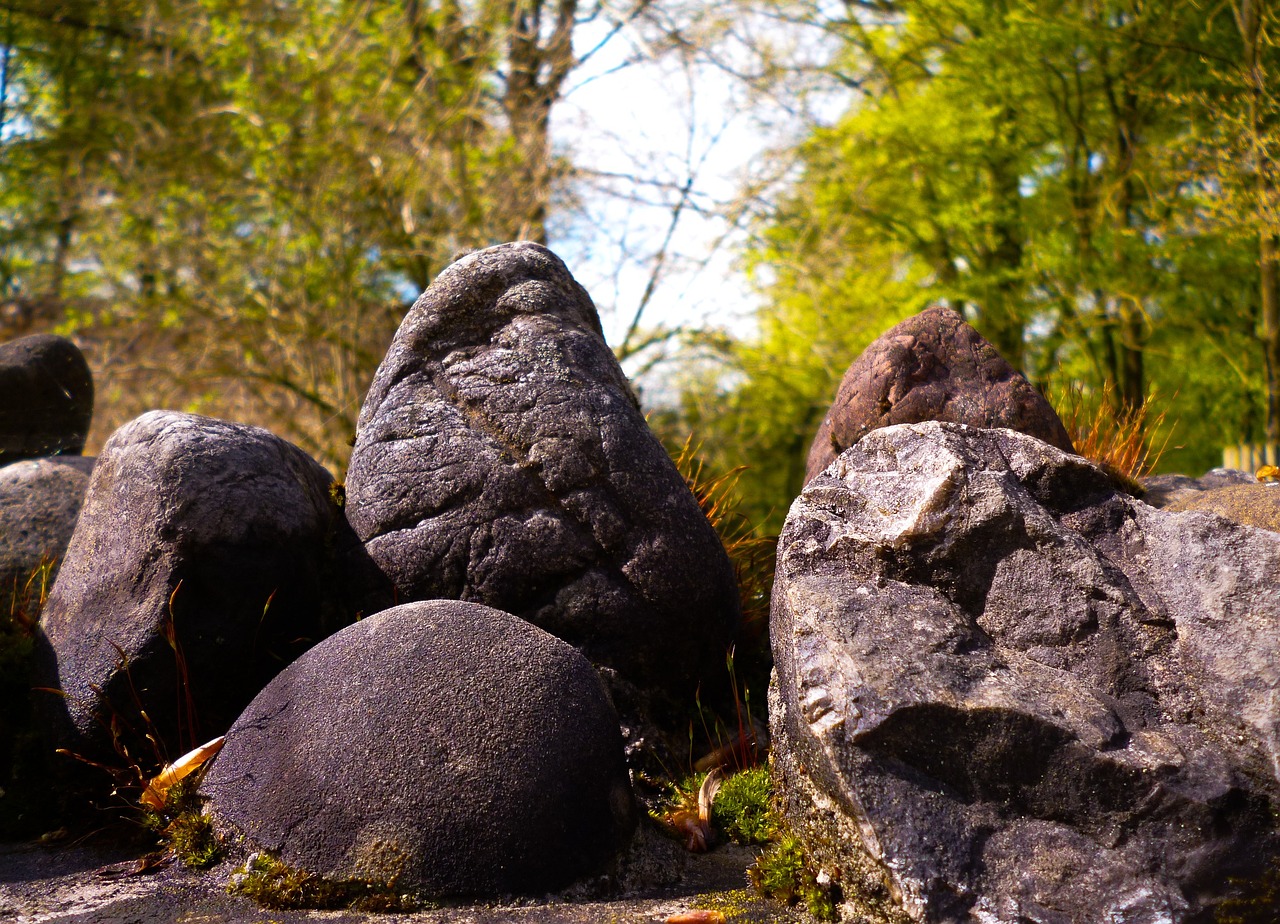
[773,422,1280,923]
[0,455,94,597]
[805,306,1073,483]
[345,242,739,701]
[202,600,636,898]
[0,334,93,464]
[38,411,386,764]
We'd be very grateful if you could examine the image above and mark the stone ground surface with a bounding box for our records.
[0,836,811,924]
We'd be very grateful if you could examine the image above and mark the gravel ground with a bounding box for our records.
[0,830,813,924]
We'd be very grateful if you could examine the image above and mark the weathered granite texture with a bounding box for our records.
[38,411,385,764]
[772,421,1280,923]
[345,242,739,701]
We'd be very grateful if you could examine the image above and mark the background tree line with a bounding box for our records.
[2,0,1278,534]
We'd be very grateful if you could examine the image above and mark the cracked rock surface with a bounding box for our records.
[345,242,739,700]
[771,421,1280,923]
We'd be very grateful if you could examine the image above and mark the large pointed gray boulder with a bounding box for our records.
[772,421,1280,923]
[38,411,388,764]
[345,242,739,701]
[202,600,636,899]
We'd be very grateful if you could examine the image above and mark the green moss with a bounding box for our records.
[228,850,422,912]
[140,776,222,869]
[748,834,839,922]
[1215,860,1280,923]
[712,767,776,845]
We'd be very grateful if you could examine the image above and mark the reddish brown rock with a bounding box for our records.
[804,306,1073,483]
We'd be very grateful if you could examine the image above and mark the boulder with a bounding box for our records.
[0,456,95,599]
[771,421,1280,923]
[345,242,739,702]
[0,334,94,464]
[1165,482,1280,532]
[202,600,636,899]
[804,306,1073,484]
[1141,467,1255,508]
[38,411,388,764]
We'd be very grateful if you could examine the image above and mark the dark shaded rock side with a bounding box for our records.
[804,306,1073,484]
[38,411,385,766]
[772,421,1280,923]
[203,600,637,899]
[0,333,94,464]
[346,242,739,703]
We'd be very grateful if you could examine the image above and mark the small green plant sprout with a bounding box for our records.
[710,766,775,845]
[653,769,723,852]
[136,737,226,869]
[228,851,420,912]
[748,834,839,922]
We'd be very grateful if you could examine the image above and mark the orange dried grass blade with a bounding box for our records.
[139,735,225,810]
[666,912,726,924]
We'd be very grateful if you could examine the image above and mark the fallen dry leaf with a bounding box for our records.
[139,735,225,810]
[665,911,726,924]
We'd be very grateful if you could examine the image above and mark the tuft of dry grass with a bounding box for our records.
[1051,382,1174,485]
[670,435,776,642]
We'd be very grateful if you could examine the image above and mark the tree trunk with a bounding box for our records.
[1238,0,1280,454]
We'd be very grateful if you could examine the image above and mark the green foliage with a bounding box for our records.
[0,0,576,467]
[141,777,220,870]
[228,851,420,912]
[675,0,1280,531]
[711,767,775,845]
[747,834,838,922]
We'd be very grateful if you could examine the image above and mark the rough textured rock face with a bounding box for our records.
[1166,482,1280,532]
[0,334,94,464]
[804,306,1073,484]
[1141,467,1255,508]
[38,411,387,761]
[203,600,636,898]
[345,241,739,700]
[772,421,1280,923]
[0,456,94,594]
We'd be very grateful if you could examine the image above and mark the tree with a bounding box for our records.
[0,0,594,467]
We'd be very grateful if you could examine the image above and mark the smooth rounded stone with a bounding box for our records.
[1141,467,1255,508]
[804,306,1073,484]
[202,600,637,899]
[0,456,94,597]
[38,411,387,763]
[0,334,94,464]
[772,421,1280,923]
[345,242,739,701]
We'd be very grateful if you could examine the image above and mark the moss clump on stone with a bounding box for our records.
[711,767,775,845]
[228,850,421,912]
[140,776,221,870]
[748,834,839,921]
